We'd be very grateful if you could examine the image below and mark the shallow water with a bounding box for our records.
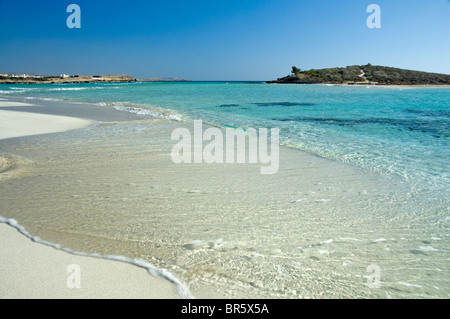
[2,82,449,189]
[0,99,448,298]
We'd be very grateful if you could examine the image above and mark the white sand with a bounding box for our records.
[0,109,93,140]
[0,223,181,298]
[0,101,34,107]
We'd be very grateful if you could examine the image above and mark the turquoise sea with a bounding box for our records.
[1,81,449,189]
[1,82,449,298]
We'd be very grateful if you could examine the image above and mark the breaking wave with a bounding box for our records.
[97,102,183,121]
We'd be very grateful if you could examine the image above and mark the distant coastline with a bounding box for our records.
[0,74,191,84]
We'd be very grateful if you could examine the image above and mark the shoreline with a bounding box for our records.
[0,95,155,125]
[0,109,94,141]
[0,96,94,140]
[330,83,450,88]
[266,82,450,88]
[2,81,450,88]
[0,218,187,299]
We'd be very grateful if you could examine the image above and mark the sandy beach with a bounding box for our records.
[0,110,94,140]
[0,97,184,299]
[0,96,95,140]
[0,222,183,299]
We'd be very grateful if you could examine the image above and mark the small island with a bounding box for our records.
[267,64,450,86]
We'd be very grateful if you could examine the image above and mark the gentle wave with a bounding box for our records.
[1,87,40,94]
[0,216,194,299]
[0,90,25,94]
[47,87,119,91]
[97,102,183,121]
[10,87,38,91]
[47,87,90,91]
[23,96,65,102]
[1,87,120,93]
[12,94,184,121]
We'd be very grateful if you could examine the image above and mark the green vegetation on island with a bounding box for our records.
[268,64,450,85]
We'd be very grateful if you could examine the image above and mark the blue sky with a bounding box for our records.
[0,0,449,80]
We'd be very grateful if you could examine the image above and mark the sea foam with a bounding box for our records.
[98,102,182,121]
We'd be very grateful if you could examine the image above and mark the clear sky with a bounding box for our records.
[0,0,449,80]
